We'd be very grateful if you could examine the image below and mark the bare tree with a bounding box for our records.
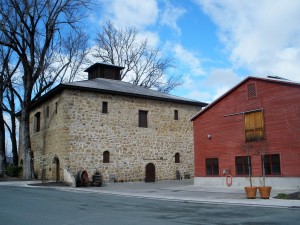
[1,46,21,168]
[0,47,9,175]
[94,21,182,93]
[0,46,20,174]
[3,80,21,166]
[0,0,91,179]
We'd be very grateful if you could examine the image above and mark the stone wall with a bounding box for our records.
[29,92,70,180]
[28,89,202,183]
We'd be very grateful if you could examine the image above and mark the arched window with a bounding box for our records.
[103,151,110,163]
[175,153,180,163]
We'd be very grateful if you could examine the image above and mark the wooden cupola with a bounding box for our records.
[84,62,124,80]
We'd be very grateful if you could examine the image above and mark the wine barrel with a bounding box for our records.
[76,170,89,187]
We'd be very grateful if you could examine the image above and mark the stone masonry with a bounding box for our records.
[27,88,202,183]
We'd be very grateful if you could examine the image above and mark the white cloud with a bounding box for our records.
[178,68,242,103]
[160,0,186,35]
[172,44,204,76]
[99,0,159,28]
[136,31,160,48]
[202,68,242,101]
[195,0,300,81]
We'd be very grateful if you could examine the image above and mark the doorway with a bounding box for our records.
[52,157,60,182]
[145,163,155,182]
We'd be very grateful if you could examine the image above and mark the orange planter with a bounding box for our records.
[244,186,257,199]
[258,186,272,199]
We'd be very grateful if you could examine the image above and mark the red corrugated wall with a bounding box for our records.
[193,78,300,177]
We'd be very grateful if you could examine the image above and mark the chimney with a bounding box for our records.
[84,62,124,80]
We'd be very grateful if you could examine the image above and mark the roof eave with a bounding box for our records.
[190,76,300,121]
[29,84,207,111]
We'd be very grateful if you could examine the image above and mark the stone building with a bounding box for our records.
[21,63,207,184]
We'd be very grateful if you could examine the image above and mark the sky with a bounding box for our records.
[85,0,300,104]
[5,0,300,156]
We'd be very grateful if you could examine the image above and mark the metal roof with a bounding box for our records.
[84,62,125,72]
[63,78,207,106]
[30,78,207,110]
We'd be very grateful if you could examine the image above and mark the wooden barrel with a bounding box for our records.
[76,170,89,187]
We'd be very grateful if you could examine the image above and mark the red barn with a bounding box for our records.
[191,76,300,189]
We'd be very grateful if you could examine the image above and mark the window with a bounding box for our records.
[175,153,180,163]
[55,102,58,114]
[34,112,41,132]
[103,151,110,163]
[247,83,257,98]
[244,110,265,142]
[174,110,178,120]
[205,158,219,176]
[262,154,281,175]
[236,156,251,176]
[102,101,108,113]
[46,106,49,118]
[139,110,148,128]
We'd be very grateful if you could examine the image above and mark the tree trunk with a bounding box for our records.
[11,117,18,166]
[9,86,18,166]
[21,90,33,179]
[0,91,6,176]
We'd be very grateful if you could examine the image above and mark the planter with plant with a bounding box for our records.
[258,153,272,199]
[243,143,257,199]
[244,156,257,199]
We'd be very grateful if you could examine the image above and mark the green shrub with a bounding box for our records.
[276,193,287,199]
[7,166,23,177]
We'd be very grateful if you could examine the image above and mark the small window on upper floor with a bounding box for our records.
[247,83,257,99]
[46,106,49,118]
[174,110,178,120]
[175,153,180,163]
[139,110,148,128]
[34,112,41,133]
[102,101,108,114]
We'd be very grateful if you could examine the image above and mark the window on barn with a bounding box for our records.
[103,151,110,163]
[247,83,257,98]
[34,112,41,133]
[175,153,180,163]
[205,158,219,176]
[46,106,49,118]
[244,110,265,142]
[174,110,178,120]
[139,110,148,128]
[102,101,108,113]
[262,154,281,175]
[236,156,251,176]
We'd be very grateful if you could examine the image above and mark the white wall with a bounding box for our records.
[194,177,300,189]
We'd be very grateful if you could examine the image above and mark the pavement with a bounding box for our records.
[1,179,300,208]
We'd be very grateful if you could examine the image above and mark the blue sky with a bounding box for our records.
[6,0,300,156]
[84,0,300,104]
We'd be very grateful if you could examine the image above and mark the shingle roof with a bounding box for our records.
[31,78,207,110]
